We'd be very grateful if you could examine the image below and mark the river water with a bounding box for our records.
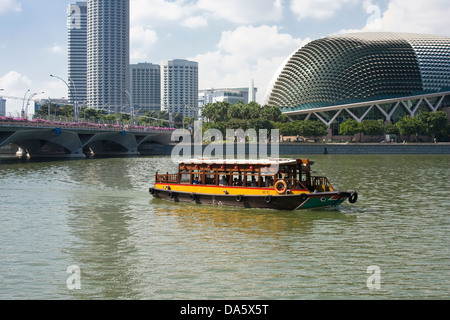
[0,154,448,300]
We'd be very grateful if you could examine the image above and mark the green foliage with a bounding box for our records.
[395,116,423,140]
[418,111,447,139]
[339,119,362,136]
[361,119,384,136]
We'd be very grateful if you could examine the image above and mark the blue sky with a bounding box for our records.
[1,0,450,116]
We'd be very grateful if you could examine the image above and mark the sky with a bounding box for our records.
[1,0,450,116]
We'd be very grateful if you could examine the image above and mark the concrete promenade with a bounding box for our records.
[278,142,450,155]
[164,142,450,156]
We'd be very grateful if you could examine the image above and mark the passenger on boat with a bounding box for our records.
[193,177,200,184]
[219,176,228,186]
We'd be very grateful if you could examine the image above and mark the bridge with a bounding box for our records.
[0,117,175,158]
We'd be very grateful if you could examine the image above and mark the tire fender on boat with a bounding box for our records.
[349,191,358,204]
[274,180,288,195]
[299,193,308,202]
[168,191,174,199]
[264,195,272,203]
[149,188,155,195]
[236,195,243,202]
[190,193,196,201]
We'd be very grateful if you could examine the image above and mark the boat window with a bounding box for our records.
[246,172,260,187]
[180,173,190,183]
[204,172,215,185]
[261,175,274,187]
[230,172,243,186]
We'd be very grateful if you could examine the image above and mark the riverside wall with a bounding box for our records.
[161,142,450,156]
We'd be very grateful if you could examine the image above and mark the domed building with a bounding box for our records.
[264,32,450,130]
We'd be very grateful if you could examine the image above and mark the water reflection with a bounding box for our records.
[0,155,449,299]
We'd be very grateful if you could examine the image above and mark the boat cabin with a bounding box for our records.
[155,158,334,192]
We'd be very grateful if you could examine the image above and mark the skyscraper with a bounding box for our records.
[130,63,161,113]
[0,98,6,116]
[87,0,130,112]
[67,1,87,105]
[162,59,199,117]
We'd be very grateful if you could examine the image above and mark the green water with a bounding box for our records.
[0,155,449,299]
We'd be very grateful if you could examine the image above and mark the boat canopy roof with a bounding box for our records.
[177,158,307,166]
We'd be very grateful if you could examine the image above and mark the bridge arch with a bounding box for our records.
[0,129,85,158]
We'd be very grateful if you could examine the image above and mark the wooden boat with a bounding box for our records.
[149,158,358,210]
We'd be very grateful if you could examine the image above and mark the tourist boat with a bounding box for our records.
[149,158,358,210]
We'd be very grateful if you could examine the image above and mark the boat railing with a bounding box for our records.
[308,176,334,192]
[274,178,308,191]
[155,173,179,184]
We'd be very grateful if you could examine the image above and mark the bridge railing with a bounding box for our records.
[0,117,176,133]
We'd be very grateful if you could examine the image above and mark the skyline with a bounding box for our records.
[1,0,450,116]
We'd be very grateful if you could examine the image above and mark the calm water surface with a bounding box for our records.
[0,154,449,299]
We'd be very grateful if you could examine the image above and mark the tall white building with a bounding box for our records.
[67,1,87,105]
[130,63,161,113]
[162,59,198,117]
[87,0,130,112]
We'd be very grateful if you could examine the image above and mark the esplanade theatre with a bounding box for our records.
[264,32,450,133]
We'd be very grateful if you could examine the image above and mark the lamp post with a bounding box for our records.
[124,90,134,125]
[50,74,78,122]
[25,91,44,119]
[21,89,31,118]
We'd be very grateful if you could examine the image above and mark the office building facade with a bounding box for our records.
[0,98,6,116]
[67,1,87,105]
[130,63,161,113]
[198,87,258,108]
[87,0,130,112]
[162,59,198,117]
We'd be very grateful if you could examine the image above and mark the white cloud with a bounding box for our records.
[0,71,33,115]
[190,25,307,103]
[181,15,208,29]
[196,0,283,24]
[339,0,450,36]
[0,71,32,92]
[50,44,63,53]
[130,26,159,61]
[290,0,357,20]
[130,0,284,27]
[131,0,192,26]
[0,0,21,14]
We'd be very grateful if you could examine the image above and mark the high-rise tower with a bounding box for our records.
[161,59,199,117]
[68,1,87,105]
[130,63,161,113]
[87,0,130,112]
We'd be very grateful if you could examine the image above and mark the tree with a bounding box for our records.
[202,102,230,123]
[260,105,282,122]
[418,111,448,141]
[361,120,384,140]
[275,121,302,136]
[339,119,362,140]
[300,120,328,140]
[395,116,423,141]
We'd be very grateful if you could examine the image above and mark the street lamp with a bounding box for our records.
[50,74,78,122]
[124,90,134,124]
[21,89,30,118]
[25,91,44,119]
